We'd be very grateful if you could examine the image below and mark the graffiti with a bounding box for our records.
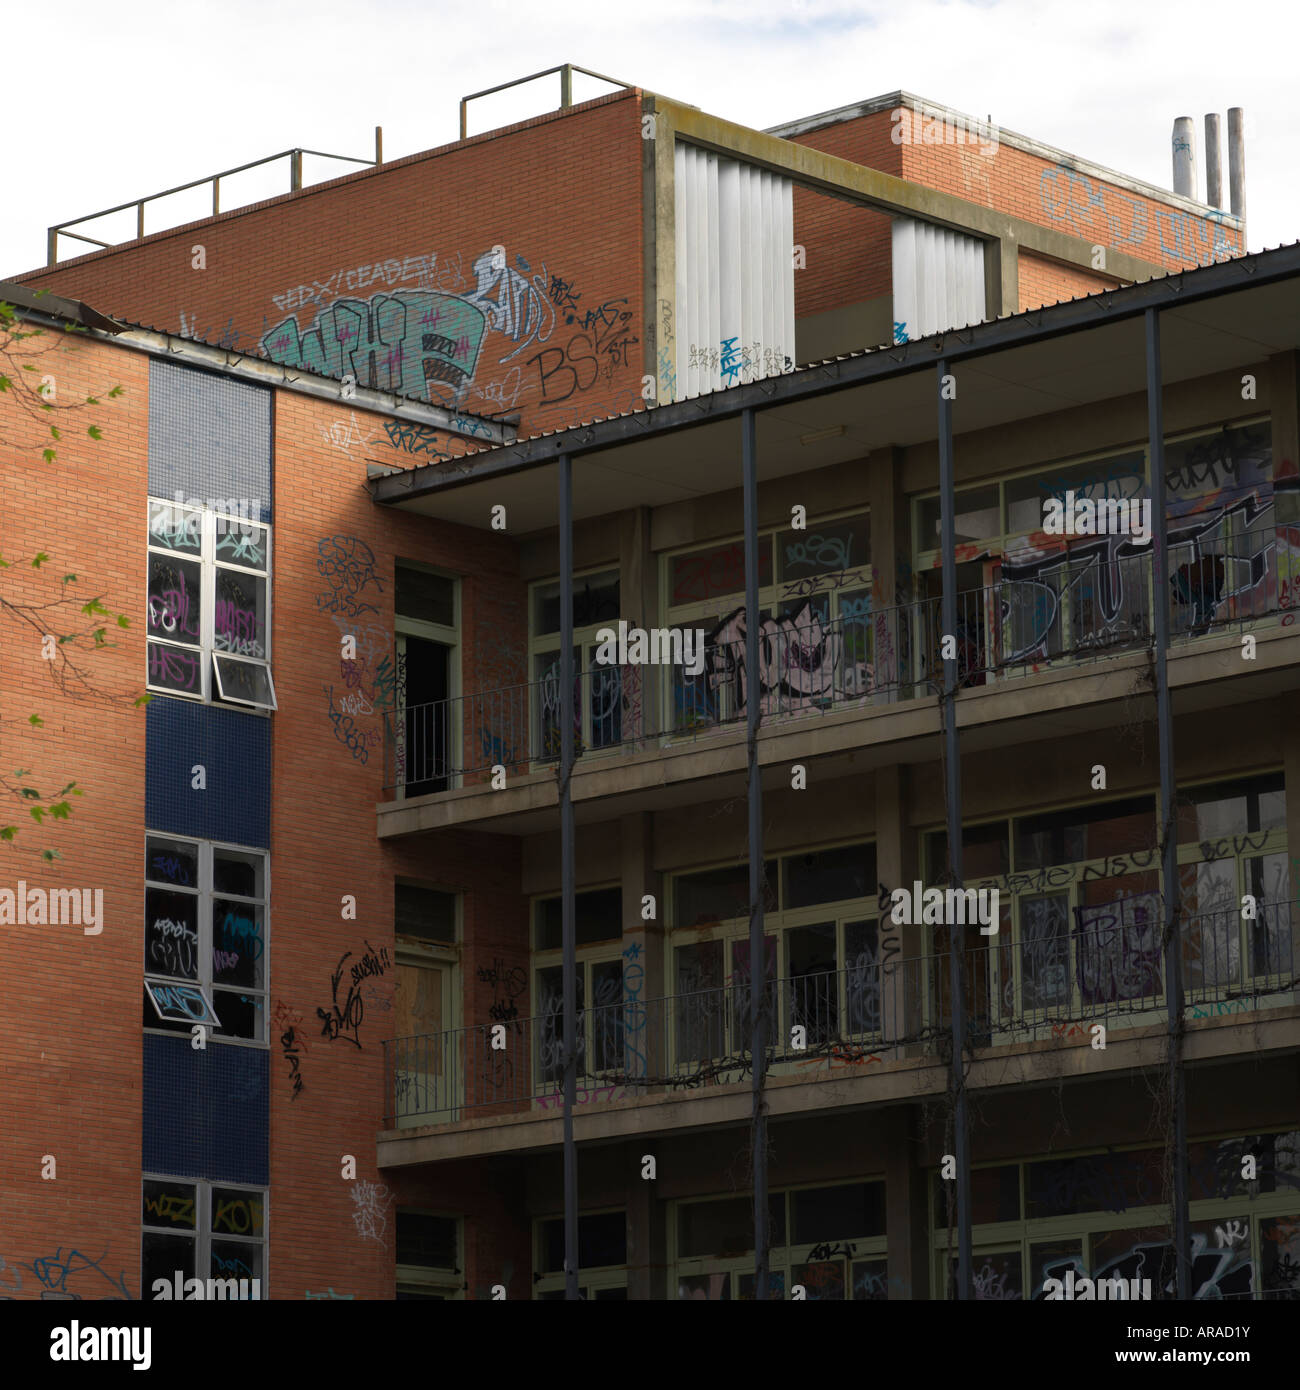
[271,998,310,1052]
[271,254,452,312]
[706,600,871,716]
[535,1083,627,1109]
[972,1259,1020,1300]
[280,1024,305,1100]
[178,308,258,352]
[319,411,381,460]
[25,1248,134,1301]
[317,949,366,1048]
[143,1192,194,1225]
[315,535,383,617]
[466,247,555,363]
[1074,892,1162,1005]
[350,1180,394,1245]
[383,419,451,460]
[971,847,1158,898]
[623,940,648,1083]
[477,956,525,1023]
[784,533,855,574]
[479,726,517,768]
[305,1288,355,1299]
[807,1241,856,1261]
[529,333,598,404]
[262,290,487,407]
[1040,1229,1252,1300]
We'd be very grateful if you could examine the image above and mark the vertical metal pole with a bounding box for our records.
[1146,308,1189,1299]
[136,201,145,241]
[290,150,303,192]
[47,227,57,266]
[561,64,573,109]
[743,408,770,1297]
[375,125,384,164]
[559,453,580,1301]
[937,358,972,1300]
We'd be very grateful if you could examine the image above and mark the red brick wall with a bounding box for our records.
[0,328,150,1299]
[21,92,648,442]
[1018,252,1119,311]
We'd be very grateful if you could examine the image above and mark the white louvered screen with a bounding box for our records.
[674,143,795,401]
[891,218,987,344]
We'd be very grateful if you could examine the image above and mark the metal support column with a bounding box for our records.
[743,409,770,1297]
[559,453,580,1301]
[937,358,972,1299]
[1146,308,1190,1299]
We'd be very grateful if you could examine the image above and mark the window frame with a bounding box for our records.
[533,1207,628,1299]
[146,498,276,710]
[393,561,461,798]
[396,1208,463,1300]
[141,1174,268,1299]
[143,832,270,1048]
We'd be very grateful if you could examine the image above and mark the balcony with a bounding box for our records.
[380,899,1299,1139]
[379,529,1297,811]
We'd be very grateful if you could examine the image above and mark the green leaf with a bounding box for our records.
[42,448,55,464]
[42,848,64,862]
[87,425,103,440]
[48,426,60,440]
[133,694,153,707]
[116,614,130,628]
[19,787,40,798]
[62,573,77,585]
[107,385,124,398]
[80,598,107,616]
[26,714,44,727]
[21,363,36,372]
[28,807,45,823]
[0,376,10,392]
[93,628,106,646]
[49,802,71,820]
[31,552,48,568]
[0,827,16,841]
[84,396,99,405]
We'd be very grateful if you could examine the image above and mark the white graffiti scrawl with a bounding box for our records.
[350,1180,394,1246]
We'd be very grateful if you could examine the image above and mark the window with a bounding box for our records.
[144,835,267,1044]
[663,511,871,731]
[397,1211,462,1299]
[142,1177,266,1299]
[668,844,878,1075]
[528,567,622,760]
[147,498,276,709]
[532,887,623,1093]
[535,1210,627,1299]
[393,886,461,1126]
[673,1181,886,1300]
[933,1131,1300,1300]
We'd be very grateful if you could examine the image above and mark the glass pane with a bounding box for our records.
[1089,1227,1173,1299]
[212,989,263,1040]
[533,570,619,635]
[214,848,262,899]
[1247,856,1291,978]
[143,1178,197,1230]
[786,922,837,1047]
[917,486,1000,550]
[210,1240,262,1289]
[143,1231,194,1296]
[145,836,198,889]
[213,899,265,989]
[851,1260,889,1300]
[1006,454,1145,534]
[147,554,202,645]
[148,640,203,696]
[1260,1215,1300,1298]
[1030,1240,1084,1299]
[213,517,268,571]
[145,888,199,980]
[678,1195,784,1259]
[674,612,721,731]
[844,920,881,1035]
[537,966,584,1086]
[1015,796,1156,870]
[588,648,623,749]
[536,887,621,951]
[1026,1149,1161,1218]
[776,514,869,584]
[966,1251,1022,1301]
[541,1212,626,1272]
[935,1164,1021,1226]
[731,936,777,1050]
[674,861,777,927]
[670,540,769,607]
[677,1272,732,1300]
[148,499,203,554]
[398,1212,458,1269]
[737,1271,785,1300]
[396,885,457,943]
[212,1188,265,1238]
[214,569,267,660]
[534,649,579,762]
[1176,772,1286,844]
[590,960,624,1072]
[790,1181,884,1243]
[925,822,1009,884]
[782,842,874,909]
[397,566,455,626]
[675,940,726,1064]
[1020,893,1071,1011]
[1074,891,1163,1005]
[213,655,274,708]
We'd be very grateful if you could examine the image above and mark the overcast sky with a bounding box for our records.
[5,0,1294,280]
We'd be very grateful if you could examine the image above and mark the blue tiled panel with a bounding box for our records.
[148,359,272,522]
[143,1034,268,1185]
[146,698,269,849]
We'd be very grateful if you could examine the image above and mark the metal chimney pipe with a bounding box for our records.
[1204,114,1223,208]
[1228,108,1246,233]
[1172,117,1196,198]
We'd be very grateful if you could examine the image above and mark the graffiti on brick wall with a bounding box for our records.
[1039,166,1238,266]
[0,1247,134,1300]
[350,1180,394,1245]
[261,244,640,432]
[318,941,392,1049]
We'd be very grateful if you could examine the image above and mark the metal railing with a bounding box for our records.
[382,900,1298,1126]
[383,528,1295,793]
[459,64,631,140]
[47,141,382,264]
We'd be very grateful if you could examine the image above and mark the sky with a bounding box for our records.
[4,0,1296,279]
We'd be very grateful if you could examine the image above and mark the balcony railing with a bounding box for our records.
[383,528,1293,793]
[382,900,1298,1127]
